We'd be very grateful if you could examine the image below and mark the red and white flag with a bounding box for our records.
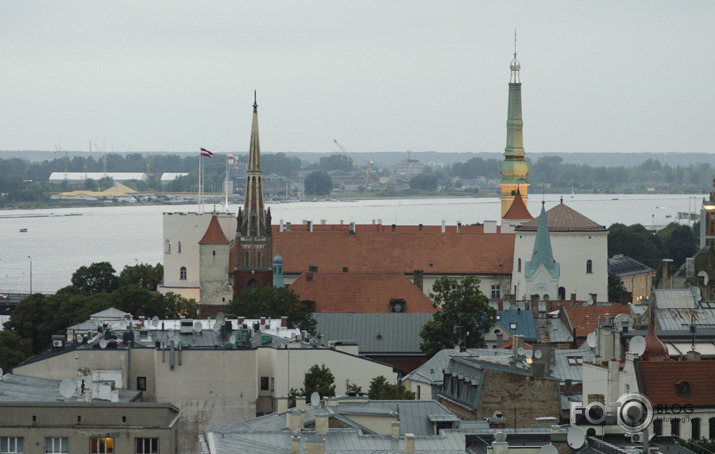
[227,155,239,164]
[200,148,213,158]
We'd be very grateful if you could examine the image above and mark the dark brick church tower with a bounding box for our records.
[234,92,273,294]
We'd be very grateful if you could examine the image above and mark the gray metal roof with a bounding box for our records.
[534,317,573,343]
[497,310,537,341]
[313,313,433,354]
[550,344,596,383]
[0,373,141,403]
[653,288,698,309]
[402,348,516,385]
[655,307,715,330]
[608,255,654,277]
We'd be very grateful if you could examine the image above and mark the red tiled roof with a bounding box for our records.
[517,202,606,232]
[199,215,230,244]
[272,226,514,275]
[498,337,533,350]
[289,271,437,313]
[561,305,630,337]
[503,191,533,220]
[639,361,715,406]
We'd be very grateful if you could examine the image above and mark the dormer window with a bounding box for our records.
[675,381,691,396]
[390,299,406,313]
[509,322,517,330]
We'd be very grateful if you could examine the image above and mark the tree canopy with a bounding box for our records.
[289,364,336,406]
[304,171,333,196]
[409,173,438,191]
[229,286,316,335]
[367,376,415,400]
[419,276,496,358]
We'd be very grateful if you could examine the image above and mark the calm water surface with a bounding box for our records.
[0,194,702,293]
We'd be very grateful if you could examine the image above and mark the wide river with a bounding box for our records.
[0,194,703,294]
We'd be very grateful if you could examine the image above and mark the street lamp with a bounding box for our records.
[27,256,32,294]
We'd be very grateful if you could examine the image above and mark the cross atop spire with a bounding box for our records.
[253,90,258,112]
[510,29,521,83]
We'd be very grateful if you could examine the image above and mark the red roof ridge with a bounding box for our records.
[503,191,533,220]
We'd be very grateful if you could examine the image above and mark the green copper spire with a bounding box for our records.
[525,203,560,278]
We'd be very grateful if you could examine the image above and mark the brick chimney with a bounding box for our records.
[413,270,424,292]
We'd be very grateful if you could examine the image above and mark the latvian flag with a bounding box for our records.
[200,148,213,158]
[227,155,239,164]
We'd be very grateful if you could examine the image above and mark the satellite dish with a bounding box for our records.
[538,444,559,454]
[76,333,84,344]
[695,287,702,302]
[534,350,543,360]
[629,336,647,356]
[229,334,236,344]
[586,332,597,348]
[193,321,203,333]
[151,316,160,327]
[59,379,76,399]
[567,425,586,449]
[216,312,226,325]
[213,323,221,333]
[698,271,709,286]
[517,347,525,356]
[99,339,108,349]
[494,432,507,443]
[310,391,320,406]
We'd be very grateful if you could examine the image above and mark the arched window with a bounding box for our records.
[180,266,187,280]
[178,241,182,253]
[692,418,701,440]
[586,260,593,274]
[247,279,259,291]
[518,258,522,272]
[559,287,566,300]
[654,419,663,436]
[166,240,171,253]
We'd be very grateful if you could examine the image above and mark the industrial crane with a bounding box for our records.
[333,139,372,187]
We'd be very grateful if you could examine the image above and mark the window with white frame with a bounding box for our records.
[1,437,24,454]
[179,266,187,280]
[491,285,501,299]
[135,438,158,454]
[45,437,68,454]
[90,437,113,454]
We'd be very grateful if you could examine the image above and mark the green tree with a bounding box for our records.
[117,263,164,291]
[304,171,333,196]
[419,276,496,358]
[229,286,316,334]
[656,222,698,269]
[367,376,415,400]
[71,262,119,294]
[608,272,629,303]
[409,173,438,191]
[303,364,336,399]
[608,223,661,270]
[318,154,353,171]
[0,330,33,371]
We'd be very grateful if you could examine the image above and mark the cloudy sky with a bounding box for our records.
[2,1,713,155]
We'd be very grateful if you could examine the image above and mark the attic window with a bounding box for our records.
[567,356,583,366]
[509,322,517,330]
[390,299,406,313]
[676,381,691,396]
[496,314,501,321]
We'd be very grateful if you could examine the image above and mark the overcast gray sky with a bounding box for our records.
[2,1,713,156]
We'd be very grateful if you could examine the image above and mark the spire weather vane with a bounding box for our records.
[510,29,521,83]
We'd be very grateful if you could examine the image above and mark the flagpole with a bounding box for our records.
[198,150,202,213]
[225,154,229,211]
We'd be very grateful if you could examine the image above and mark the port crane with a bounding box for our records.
[333,139,372,187]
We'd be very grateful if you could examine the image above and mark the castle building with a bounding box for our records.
[233,93,274,293]
[499,40,530,220]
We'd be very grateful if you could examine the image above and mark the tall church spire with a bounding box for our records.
[235,92,273,293]
[500,31,530,220]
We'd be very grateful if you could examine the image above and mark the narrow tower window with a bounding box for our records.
[180,266,187,280]
[586,260,593,274]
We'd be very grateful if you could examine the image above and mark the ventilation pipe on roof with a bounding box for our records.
[457,222,462,233]
[419,224,423,232]
[169,340,175,370]
[280,219,285,232]
[349,222,356,235]
[307,221,313,232]
[441,220,446,233]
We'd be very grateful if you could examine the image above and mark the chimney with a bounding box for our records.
[496,331,504,347]
[687,350,702,361]
[512,335,525,359]
[392,224,396,232]
[530,295,539,317]
[286,222,292,232]
[281,316,288,327]
[280,219,285,232]
[349,222,356,235]
[419,224,423,232]
[315,411,329,434]
[305,437,325,454]
[391,421,400,439]
[307,220,313,232]
[291,435,301,454]
[661,259,673,289]
[565,379,573,396]
[484,220,497,234]
[277,396,289,413]
[457,222,462,233]
[260,317,266,327]
[570,293,577,306]
[590,293,598,304]
[287,408,305,433]
[405,433,416,454]
[308,262,318,272]
[296,396,306,410]
[413,270,424,292]
[441,220,446,233]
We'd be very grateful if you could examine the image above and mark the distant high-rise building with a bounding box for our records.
[500,34,530,220]
[234,93,273,293]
